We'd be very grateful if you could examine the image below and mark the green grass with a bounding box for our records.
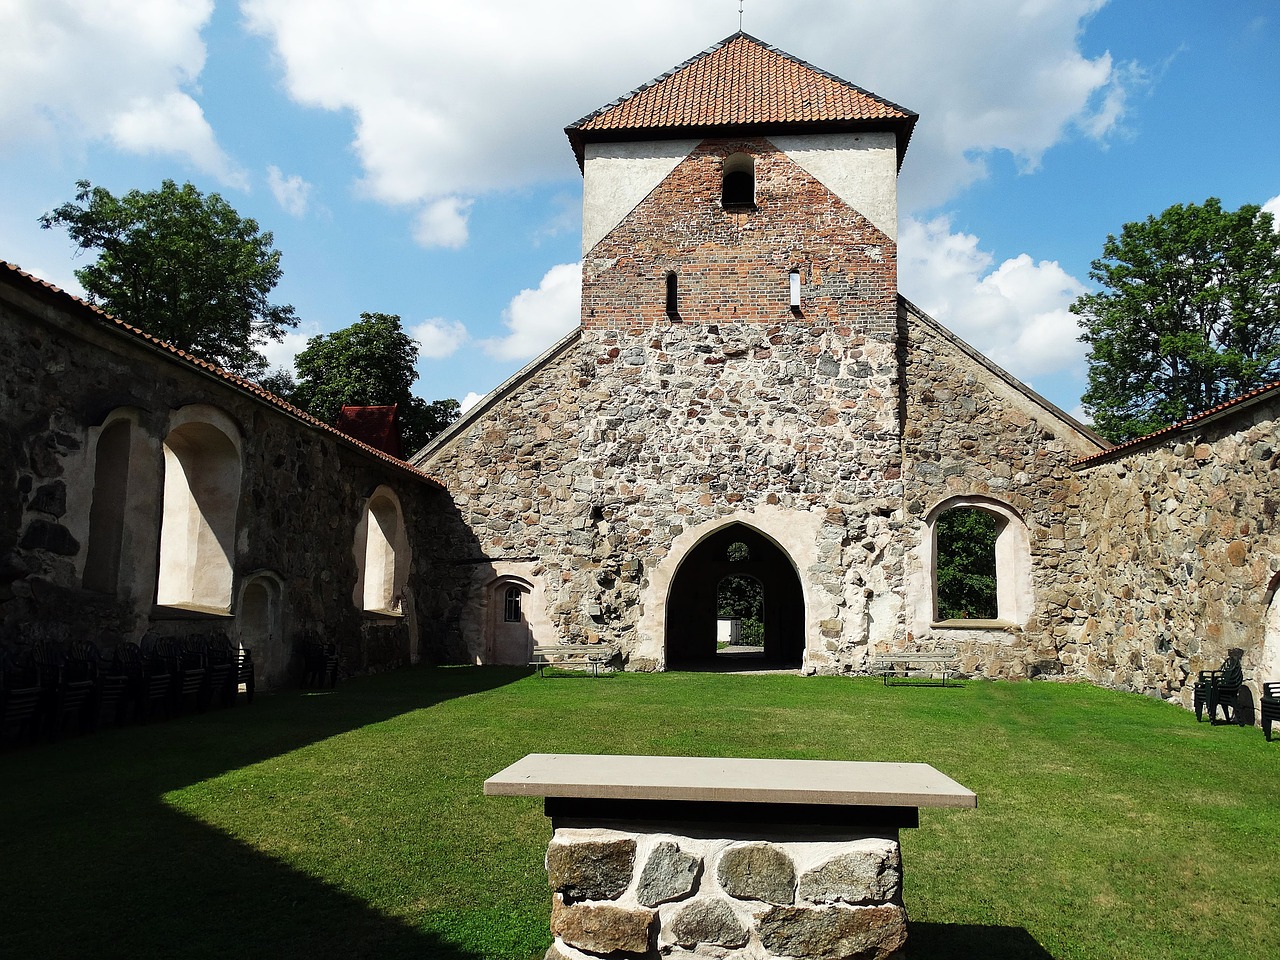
[2,668,1277,959]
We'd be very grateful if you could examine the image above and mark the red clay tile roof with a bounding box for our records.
[0,260,443,487]
[1073,380,1280,468]
[567,32,917,168]
[337,404,402,459]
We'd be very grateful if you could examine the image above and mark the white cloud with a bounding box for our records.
[267,165,313,216]
[483,262,582,361]
[410,317,468,359]
[460,391,485,412]
[899,215,1089,381]
[0,1,243,185]
[413,197,473,249]
[258,322,321,375]
[1264,194,1280,225]
[241,0,1130,231]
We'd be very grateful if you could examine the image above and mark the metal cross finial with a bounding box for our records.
[739,0,745,32]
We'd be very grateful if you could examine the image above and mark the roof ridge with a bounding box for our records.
[1,260,443,487]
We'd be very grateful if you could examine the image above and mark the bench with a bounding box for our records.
[529,643,617,677]
[870,647,960,686]
[1262,682,1279,742]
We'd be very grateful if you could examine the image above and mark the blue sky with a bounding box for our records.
[1,1,1277,421]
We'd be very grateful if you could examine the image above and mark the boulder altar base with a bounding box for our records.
[485,754,977,959]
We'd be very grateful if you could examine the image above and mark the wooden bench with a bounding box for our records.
[530,644,617,677]
[870,647,960,686]
[1261,682,1279,742]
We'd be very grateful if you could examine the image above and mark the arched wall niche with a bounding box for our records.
[238,571,286,689]
[156,405,243,613]
[79,407,158,597]
[485,574,535,666]
[912,494,1033,631]
[353,485,411,616]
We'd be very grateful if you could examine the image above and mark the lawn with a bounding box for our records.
[1,667,1276,960]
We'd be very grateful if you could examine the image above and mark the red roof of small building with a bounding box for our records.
[336,405,402,459]
[566,32,917,168]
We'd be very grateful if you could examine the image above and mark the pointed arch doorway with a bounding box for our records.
[665,523,804,667]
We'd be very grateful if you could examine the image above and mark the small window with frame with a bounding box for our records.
[504,586,523,623]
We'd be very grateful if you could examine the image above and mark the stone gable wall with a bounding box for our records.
[1,280,440,686]
[897,304,1101,677]
[1070,399,1280,709]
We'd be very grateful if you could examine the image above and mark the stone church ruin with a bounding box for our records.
[4,33,1279,716]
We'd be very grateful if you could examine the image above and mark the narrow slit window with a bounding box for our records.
[789,269,801,308]
[722,152,755,208]
[665,272,678,317]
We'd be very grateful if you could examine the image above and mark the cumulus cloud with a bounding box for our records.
[899,216,1089,381]
[267,165,313,216]
[1264,194,1280,224]
[258,322,322,376]
[0,1,243,185]
[241,0,1131,233]
[413,197,473,249]
[410,317,468,359]
[482,262,582,361]
[459,391,485,413]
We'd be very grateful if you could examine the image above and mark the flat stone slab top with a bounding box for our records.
[484,754,976,809]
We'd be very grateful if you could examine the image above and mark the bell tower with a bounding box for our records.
[566,32,917,337]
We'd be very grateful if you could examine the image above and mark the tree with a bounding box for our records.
[283,312,460,453]
[935,508,997,620]
[1072,198,1280,442]
[40,179,297,378]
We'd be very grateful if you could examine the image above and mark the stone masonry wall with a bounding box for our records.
[418,141,1106,675]
[1,272,442,687]
[1070,396,1280,711]
[898,303,1102,678]
[544,825,906,960]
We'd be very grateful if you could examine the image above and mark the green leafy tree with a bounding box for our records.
[1072,198,1280,442]
[935,508,997,620]
[40,179,297,377]
[284,312,460,453]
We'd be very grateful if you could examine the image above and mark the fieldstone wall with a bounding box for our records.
[898,302,1101,678]
[1070,395,1280,711]
[1,268,444,687]
[544,826,906,960]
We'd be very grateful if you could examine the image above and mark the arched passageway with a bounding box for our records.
[665,524,804,667]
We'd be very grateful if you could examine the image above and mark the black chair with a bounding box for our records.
[204,636,238,708]
[31,639,95,739]
[0,644,42,742]
[1262,682,1279,742]
[302,637,340,689]
[117,640,171,722]
[68,639,128,730]
[1193,651,1244,724]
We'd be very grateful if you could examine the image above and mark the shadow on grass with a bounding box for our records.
[0,665,530,960]
[910,922,1055,959]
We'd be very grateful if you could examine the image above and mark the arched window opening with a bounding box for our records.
[156,412,241,612]
[924,497,1031,627]
[83,419,132,593]
[504,585,523,623]
[717,573,764,650]
[362,494,403,614]
[722,152,755,208]
[934,508,999,620]
[665,272,679,317]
